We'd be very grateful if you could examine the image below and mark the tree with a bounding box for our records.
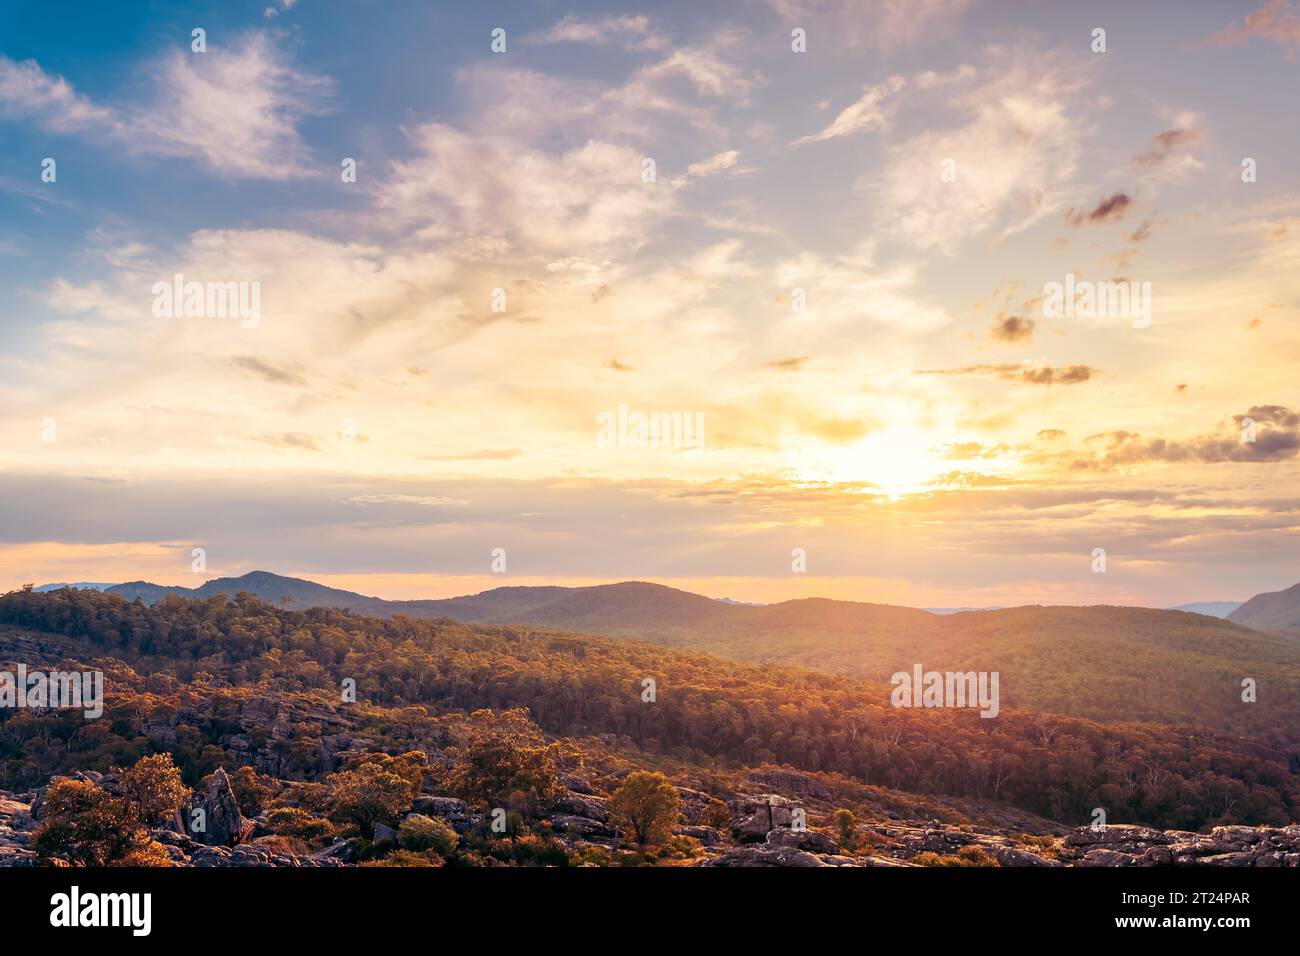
[608,771,680,847]
[33,779,143,866]
[328,763,420,837]
[120,753,190,825]
[834,809,857,850]
[446,710,559,811]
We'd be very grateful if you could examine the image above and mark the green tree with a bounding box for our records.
[328,763,420,837]
[608,771,681,847]
[119,753,190,825]
[33,779,144,866]
[834,809,857,850]
[446,709,559,810]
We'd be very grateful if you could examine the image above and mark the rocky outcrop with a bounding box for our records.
[184,768,254,847]
[1061,823,1300,867]
[728,794,796,843]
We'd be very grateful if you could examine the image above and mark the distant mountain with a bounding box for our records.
[925,606,1005,615]
[1228,582,1300,631]
[1168,601,1242,619]
[107,571,395,614]
[88,571,1300,738]
[33,582,116,593]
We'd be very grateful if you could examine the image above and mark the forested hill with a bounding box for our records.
[0,586,1297,832]
[85,574,1300,738]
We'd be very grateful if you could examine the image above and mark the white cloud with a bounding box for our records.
[0,33,331,180]
[872,52,1091,252]
[791,75,905,146]
[527,14,668,51]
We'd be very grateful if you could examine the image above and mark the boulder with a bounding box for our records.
[372,823,398,847]
[728,794,795,843]
[701,845,832,867]
[766,828,841,855]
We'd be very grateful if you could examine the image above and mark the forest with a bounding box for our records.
[0,585,1297,834]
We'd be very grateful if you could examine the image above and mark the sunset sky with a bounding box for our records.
[2,0,1298,607]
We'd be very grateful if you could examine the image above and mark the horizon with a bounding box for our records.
[19,566,1260,611]
[5,1,1300,610]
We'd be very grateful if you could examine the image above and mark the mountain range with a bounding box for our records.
[28,569,1300,743]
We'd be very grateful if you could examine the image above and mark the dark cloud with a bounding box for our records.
[231,356,308,387]
[1074,405,1300,468]
[764,356,811,371]
[1131,126,1204,170]
[1065,192,1132,226]
[989,313,1034,343]
[606,358,633,371]
[917,363,1096,385]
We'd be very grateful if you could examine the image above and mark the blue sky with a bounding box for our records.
[2,1,1299,606]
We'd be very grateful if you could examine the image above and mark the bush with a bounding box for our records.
[608,771,681,847]
[398,814,459,856]
[263,807,335,843]
[33,779,144,866]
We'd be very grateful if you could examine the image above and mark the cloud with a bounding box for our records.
[1065,192,1132,226]
[790,75,905,146]
[764,357,811,371]
[231,356,309,387]
[1075,406,1300,468]
[917,363,1097,385]
[527,15,668,51]
[872,49,1091,251]
[1205,0,1300,48]
[770,0,974,51]
[1130,119,1204,177]
[989,314,1034,343]
[0,34,332,180]
[0,57,118,133]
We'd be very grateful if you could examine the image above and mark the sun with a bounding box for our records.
[790,424,951,498]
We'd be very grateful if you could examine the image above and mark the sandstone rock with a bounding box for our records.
[372,823,398,846]
[679,825,724,846]
[766,828,840,855]
[728,794,795,843]
[550,791,609,822]
[701,845,831,867]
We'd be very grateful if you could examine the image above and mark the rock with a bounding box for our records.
[546,816,611,837]
[1064,824,1173,848]
[728,794,795,843]
[0,845,39,867]
[679,825,724,846]
[1079,848,1137,867]
[550,791,609,822]
[312,838,361,863]
[994,846,1061,867]
[372,823,398,846]
[701,845,832,867]
[184,767,254,847]
[409,796,473,833]
[766,828,840,855]
[747,769,833,802]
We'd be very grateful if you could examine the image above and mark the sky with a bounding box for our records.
[1,0,1299,608]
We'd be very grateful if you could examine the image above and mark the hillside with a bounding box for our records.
[76,572,1300,742]
[1,586,1297,837]
[1229,582,1300,632]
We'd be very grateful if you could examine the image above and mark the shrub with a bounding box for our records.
[398,814,459,856]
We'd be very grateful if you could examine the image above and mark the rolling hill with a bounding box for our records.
[1228,582,1300,632]
[31,571,1300,745]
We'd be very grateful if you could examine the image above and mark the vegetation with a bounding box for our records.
[608,771,681,846]
[1,587,1297,835]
